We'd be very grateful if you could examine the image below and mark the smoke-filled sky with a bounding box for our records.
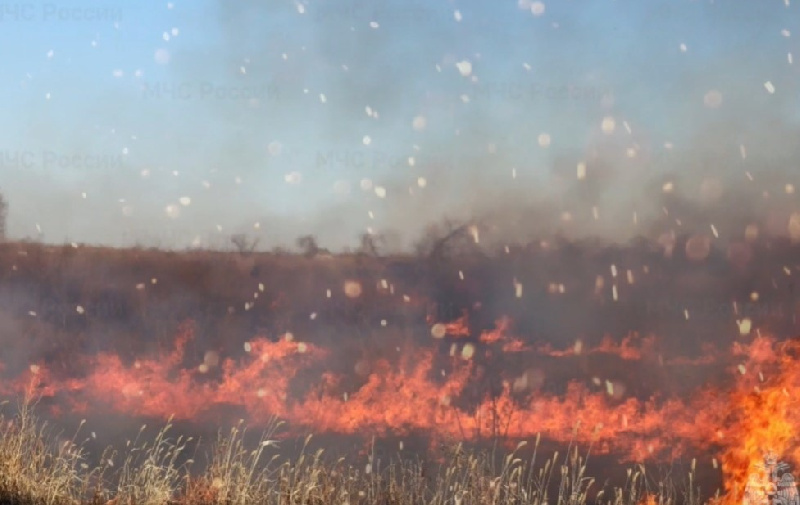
[0,0,798,250]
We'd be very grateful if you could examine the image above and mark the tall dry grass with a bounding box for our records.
[0,393,703,505]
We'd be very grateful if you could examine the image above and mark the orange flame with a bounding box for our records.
[2,317,800,503]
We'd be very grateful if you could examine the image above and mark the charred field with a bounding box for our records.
[0,231,798,505]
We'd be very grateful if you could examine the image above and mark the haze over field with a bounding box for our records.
[0,0,798,250]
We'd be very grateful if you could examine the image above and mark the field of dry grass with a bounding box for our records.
[1,237,796,505]
[0,391,704,505]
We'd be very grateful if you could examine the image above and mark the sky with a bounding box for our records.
[0,0,798,251]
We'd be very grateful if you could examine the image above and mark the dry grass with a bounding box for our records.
[0,393,706,505]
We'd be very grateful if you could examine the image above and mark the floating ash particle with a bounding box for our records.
[577,162,587,180]
[76,305,85,314]
[514,368,545,392]
[764,81,776,94]
[538,133,551,147]
[154,48,170,64]
[431,324,446,339]
[354,360,370,377]
[595,276,604,292]
[344,280,362,298]
[456,60,472,76]
[601,116,616,134]
[745,224,759,242]
[685,234,711,261]
[165,204,180,218]
[703,89,723,108]
[285,172,302,184]
[412,116,427,130]
[530,1,545,16]
[204,351,220,368]
[461,344,475,360]
[512,375,527,393]
[469,225,480,243]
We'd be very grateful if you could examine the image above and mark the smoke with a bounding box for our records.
[2,0,799,252]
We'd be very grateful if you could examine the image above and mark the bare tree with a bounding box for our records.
[415,219,478,261]
[296,235,320,258]
[0,192,6,242]
[230,233,259,255]
[358,232,385,257]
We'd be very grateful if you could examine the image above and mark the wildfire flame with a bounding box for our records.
[1,315,799,503]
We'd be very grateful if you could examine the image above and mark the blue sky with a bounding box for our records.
[0,0,798,250]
